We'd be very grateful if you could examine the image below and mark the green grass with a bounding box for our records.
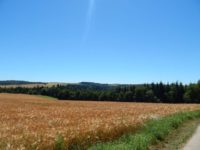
[89,110,200,150]
[37,95,58,100]
[150,118,200,150]
[54,134,65,150]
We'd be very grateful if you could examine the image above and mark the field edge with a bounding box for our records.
[149,118,200,150]
[88,109,200,150]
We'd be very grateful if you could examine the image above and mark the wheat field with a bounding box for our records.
[0,93,199,149]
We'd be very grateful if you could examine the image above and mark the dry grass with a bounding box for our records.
[0,93,199,149]
[0,83,67,88]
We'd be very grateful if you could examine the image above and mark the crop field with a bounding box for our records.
[0,83,65,88]
[0,94,199,149]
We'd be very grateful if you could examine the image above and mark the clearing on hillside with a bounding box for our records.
[0,93,199,149]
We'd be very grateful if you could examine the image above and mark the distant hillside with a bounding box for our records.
[78,82,112,90]
[0,80,46,85]
[0,80,200,103]
[79,82,144,87]
[0,80,141,88]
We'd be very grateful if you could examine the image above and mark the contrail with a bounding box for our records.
[81,0,96,46]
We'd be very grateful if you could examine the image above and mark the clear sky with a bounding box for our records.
[0,0,200,84]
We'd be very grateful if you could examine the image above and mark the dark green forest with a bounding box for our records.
[0,81,200,103]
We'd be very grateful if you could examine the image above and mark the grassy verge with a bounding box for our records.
[150,118,200,150]
[89,110,200,150]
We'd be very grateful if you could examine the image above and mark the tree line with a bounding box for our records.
[0,81,200,103]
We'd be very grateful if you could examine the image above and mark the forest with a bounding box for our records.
[0,81,200,103]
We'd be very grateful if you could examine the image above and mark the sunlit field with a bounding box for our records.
[0,94,199,149]
[0,83,65,88]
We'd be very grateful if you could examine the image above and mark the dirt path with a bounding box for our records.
[183,125,200,150]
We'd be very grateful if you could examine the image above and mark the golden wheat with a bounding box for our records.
[0,93,199,149]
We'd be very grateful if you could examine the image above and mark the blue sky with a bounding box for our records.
[0,0,200,84]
